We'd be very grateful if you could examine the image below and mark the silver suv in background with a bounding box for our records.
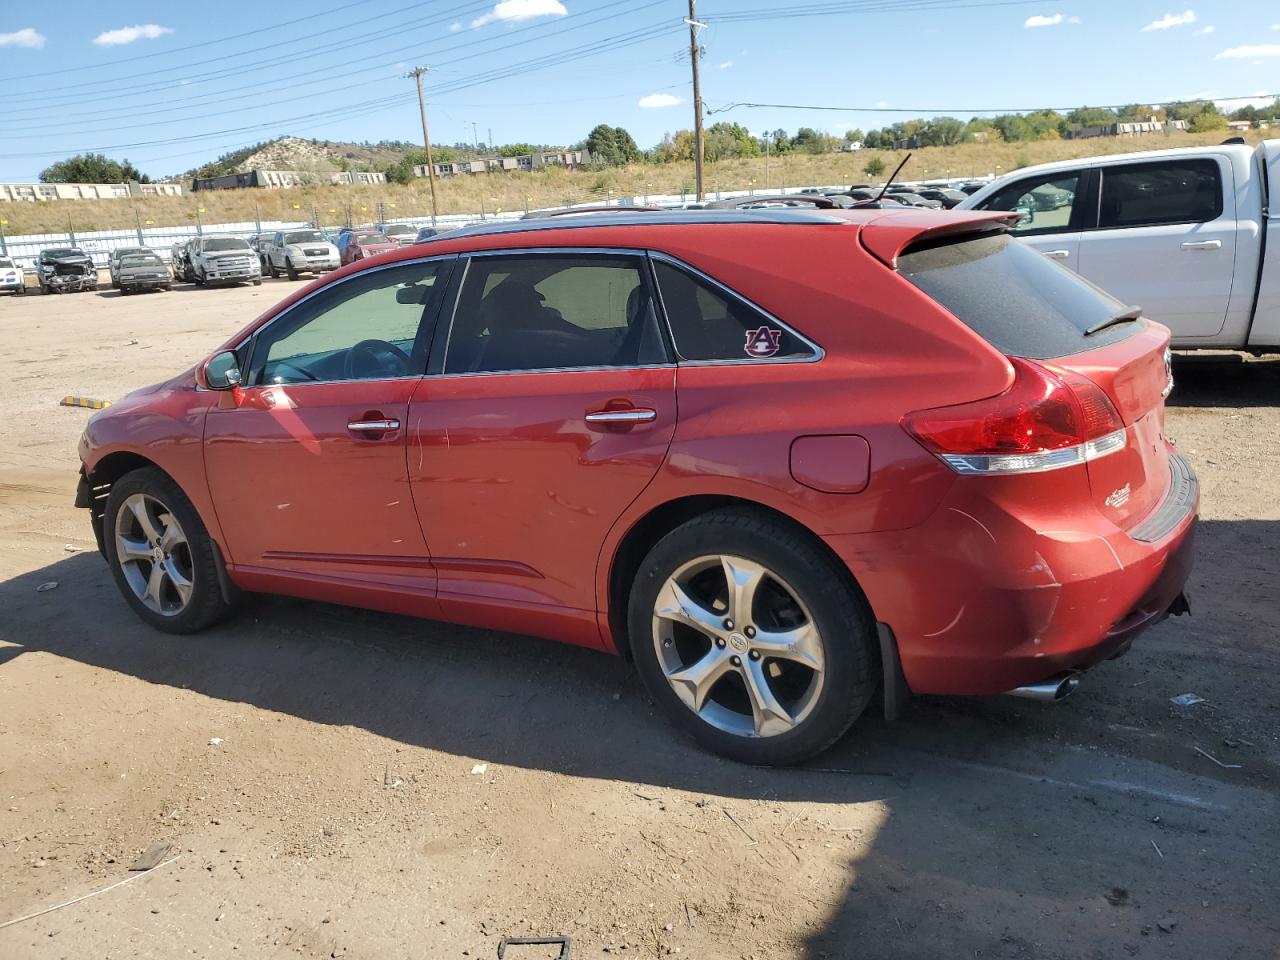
[0,256,25,295]
[190,236,262,287]
[264,228,340,280]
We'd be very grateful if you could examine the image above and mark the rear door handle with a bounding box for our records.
[1180,240,1222,251]
[585,408,657,425]
[1043,249,1071,260]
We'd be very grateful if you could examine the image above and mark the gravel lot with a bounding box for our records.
[1,281,1277,960]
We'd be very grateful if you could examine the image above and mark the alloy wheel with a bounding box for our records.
[114,493,195,617]
[651,554,825,738]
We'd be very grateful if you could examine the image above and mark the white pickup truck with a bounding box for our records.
[958,139,1279,351]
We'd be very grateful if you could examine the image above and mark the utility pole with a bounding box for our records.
[470,121,480,151]
[686,0,705,200]
[407,66,439,223]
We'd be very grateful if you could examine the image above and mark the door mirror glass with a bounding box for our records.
[205,350,242,390]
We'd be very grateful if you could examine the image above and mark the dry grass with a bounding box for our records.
[3,129,1265,235]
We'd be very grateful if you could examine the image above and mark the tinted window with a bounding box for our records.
[203,238,250,252]
[445,254,664,374]
[250,261,445,385]
[977,172,1081,235]
[285,230,324,244]
[653,260,815,362]
[1098,159,1222,228]
[898,231,1139,359]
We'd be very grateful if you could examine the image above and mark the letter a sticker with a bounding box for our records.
[744,325,782,358]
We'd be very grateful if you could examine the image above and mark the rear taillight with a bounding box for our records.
[903,357,1126,475]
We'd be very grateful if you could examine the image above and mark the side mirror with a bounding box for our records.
[204,350,242,390]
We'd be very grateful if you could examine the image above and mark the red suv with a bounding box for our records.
[76,209,1196,764]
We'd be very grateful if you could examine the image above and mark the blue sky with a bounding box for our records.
[1,0,1277,181]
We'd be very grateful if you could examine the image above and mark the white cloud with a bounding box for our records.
[0,27,46,48]
[1024,13,1064,27]
[1195,25,1214,35]
[1141,10,1196,32]
[1215,43,1280,59]
[718,60,733,69]
[93,24,174,46]
[638,93,683,109]
[471,0,567,28]
[449,21,463,32]
[875,100,888,108]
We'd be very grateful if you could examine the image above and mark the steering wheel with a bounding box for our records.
[344,339,412,380]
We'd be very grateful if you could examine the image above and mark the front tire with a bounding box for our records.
[103,467,236,634]
[285,259,298,281]
[628,508,878,765]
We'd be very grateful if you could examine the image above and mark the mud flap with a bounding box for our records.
[877,623,912,721]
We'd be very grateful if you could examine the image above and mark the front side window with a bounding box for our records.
[1097,159,1222,229]
[975,172,1082,235]
[249,260,447,385]
[444,254,665,374]
[653,260,816,362]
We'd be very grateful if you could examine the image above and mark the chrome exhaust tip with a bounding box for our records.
[1006,672,1080,702]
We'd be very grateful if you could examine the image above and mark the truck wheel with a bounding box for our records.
[628,507,878,766]
[286,259,298,281]
[252,277,262,286]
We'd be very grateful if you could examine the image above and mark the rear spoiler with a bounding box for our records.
[858,210,1020,268]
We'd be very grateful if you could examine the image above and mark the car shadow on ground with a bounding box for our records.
[1168,354,1280,409]
[2,516,1276,954]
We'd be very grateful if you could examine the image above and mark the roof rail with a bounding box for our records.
[522,205,661,220]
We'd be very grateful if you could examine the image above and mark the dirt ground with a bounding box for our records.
[0,282,1276,960]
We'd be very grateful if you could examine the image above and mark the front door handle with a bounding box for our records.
[348,417,401,434]
[1180,240,1222,251]
[1043,249,1071,260]
[585,408,657,425]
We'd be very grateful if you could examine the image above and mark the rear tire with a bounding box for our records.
[103,467,236,634]
[628,508,878,765]
[268,259,279,279]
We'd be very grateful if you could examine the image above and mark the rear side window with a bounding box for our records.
[898,231,1139,359]
[653,260,816,361]
[1098,159,1222,229]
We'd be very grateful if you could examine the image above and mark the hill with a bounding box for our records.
[183,137,425,180]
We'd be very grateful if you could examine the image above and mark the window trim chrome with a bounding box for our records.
[646,251,824,366]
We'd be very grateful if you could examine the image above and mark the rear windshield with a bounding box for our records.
[898,231,1140,359]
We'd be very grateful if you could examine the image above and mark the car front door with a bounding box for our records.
[406,250,676,647]
[1075,156,1236,340]
[970,167,1089,271]
[204,257,454,609]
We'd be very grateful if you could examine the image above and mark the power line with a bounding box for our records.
[707,95,1280,116]
[702,0,1049,23]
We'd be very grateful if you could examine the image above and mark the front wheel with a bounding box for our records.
[103,467,237,634]
[628,508,878,765]
[285,259,298,281]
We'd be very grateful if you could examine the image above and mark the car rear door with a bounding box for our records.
[204,258,453,607]
[968,167,1090,271]
[1075,156,1236,340]
[406,250,676,644]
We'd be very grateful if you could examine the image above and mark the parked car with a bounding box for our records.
[190,236,262,287]
[0,256,25,295]
[116,252,172,295]
[264,228,341,280]
[77,208,1195,765]
[915,188,969,209]
[886,192,944,209]
[36,248,97,294]
[959,139,1280,350]
[337,229,397,265]
[108,247,152,289]
[957,182,987,195]
[414,226,442,243]
[380,223,417,247]
[702,194,852,210]
[171,240,197,283]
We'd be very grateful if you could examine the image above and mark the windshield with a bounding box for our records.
[44,248,81,258]
[0,258,12,269]
[115,248,148,258]
[203,238,250,252]
[356,233,389,246]
[383,224,413,235]
[122,255,163,267]
[285,231,325,245]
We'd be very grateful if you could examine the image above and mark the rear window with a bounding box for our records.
[898,231,1140,359]
[1098,159,1222,229]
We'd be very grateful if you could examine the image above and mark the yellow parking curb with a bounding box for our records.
[60,396,112,410]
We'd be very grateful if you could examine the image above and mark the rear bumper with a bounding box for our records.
[825,453,1199,696]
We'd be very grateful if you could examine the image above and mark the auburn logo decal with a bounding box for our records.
[744,325,783,358]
